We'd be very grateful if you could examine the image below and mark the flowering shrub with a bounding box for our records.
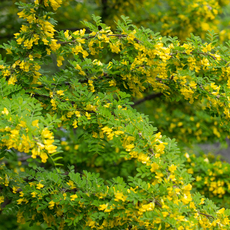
[1,0,230,46]
[1,0,230,229]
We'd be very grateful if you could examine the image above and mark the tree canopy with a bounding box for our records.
[1,0,230,229]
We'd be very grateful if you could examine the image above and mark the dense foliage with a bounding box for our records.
[1,0,230,229]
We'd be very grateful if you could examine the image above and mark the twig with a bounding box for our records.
[198,212,214,219]
[58,33,141,45]
[131,92,163,107]
[155,199,162,208]
[18,155,31,162]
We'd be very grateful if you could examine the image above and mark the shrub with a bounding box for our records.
[1,1,230,229]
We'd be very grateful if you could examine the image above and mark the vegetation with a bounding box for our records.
[1,0,230,229]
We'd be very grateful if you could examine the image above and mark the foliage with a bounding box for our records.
[1,0,230,230]
[2,0,230,45]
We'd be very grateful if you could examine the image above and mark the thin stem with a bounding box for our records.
[131,92,163,107]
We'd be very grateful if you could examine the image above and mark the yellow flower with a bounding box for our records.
[36,182,44,190]
[16,37,24,45]
[73,120,78,128]
[98,203,113,212]
[48,200,55,209]
[168,164,177,173]
[6,48,12,55]
[125,144,134,151]
[31,192,37,198]
[19,191,24,197]
[57,90,64,96]
[0,196,4,204]
[199,198,205,205]
[44,144,57,154]
[150,162,159,172]
[8,75,17,85]
[183,184,192,193]
[75,111,81,117]
[114,130,124,136]
[85,112,91,120]
[29,182,36,187]
[17,198,24,204]
[40,151,48,163]
[155,142,166,153]
[2,108,9,115]
[42,128,53,139]
[155,172,164,182]
[67,180,76,189]
[64,30,72,40]
[70,194,78,201]
[217,208,225,215]
[162,211,168,217]
[110,43,120,53]
[12,186,19,193]
[99,203,107,210]
[44,139,54,145]
[139,202,155,213]
[57,55,64,67]
[189,202,196,210]
[138,153,150,164]
[114,191,127,202]
[49,0,62,11]
[50,39,61,51]
[181,194,192,204]
[32,120,39,128]
[32,148,38,159]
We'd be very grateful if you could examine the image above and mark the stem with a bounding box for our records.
[131,92,163,107]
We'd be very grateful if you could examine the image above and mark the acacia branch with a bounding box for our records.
[198,212,214,219]
[131,92,163,107]
[155,199,162,208]
[58,33,141,45]
[18,155,31,162]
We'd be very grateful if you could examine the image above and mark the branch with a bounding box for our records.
[131,92,163,107]
[61,27,91,33]
[155,199,162,208]
[58,33,141,45]
[18,155,31,162]
[197,212,214,219]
